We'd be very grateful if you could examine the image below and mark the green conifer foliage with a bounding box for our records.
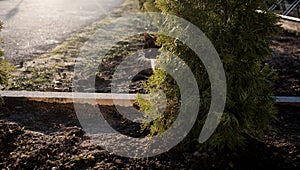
[137,0,280,150]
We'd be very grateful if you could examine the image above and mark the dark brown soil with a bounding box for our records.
[0,99,299,169]
[95,30,300,96]
[269,30,300,96]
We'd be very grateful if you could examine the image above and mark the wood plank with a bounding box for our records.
[0,91,139,106]
[275,96,300,103]
[1,91,300,106]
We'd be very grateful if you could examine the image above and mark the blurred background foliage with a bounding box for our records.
[0,21,15,106]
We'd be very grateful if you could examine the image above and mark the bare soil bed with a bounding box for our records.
[0,99,299,169]
[269,30,300,96]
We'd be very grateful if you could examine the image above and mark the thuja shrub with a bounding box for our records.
[137,0,280,150]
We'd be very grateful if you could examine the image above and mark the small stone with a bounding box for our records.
[193,151,201,157]
[15,106,23,110]
[115,159,122,164]
[53,80,62,85]
[54,87,64,92]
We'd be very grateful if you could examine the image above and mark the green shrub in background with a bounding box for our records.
[139,0,160,11]
[0,21,14,106]
[137,0,280,150]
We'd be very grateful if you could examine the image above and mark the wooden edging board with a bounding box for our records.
[1,91,300,106]
[0,91,138,106]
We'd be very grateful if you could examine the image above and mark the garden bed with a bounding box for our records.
[269,30,300,96]
[0,99,299,169]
